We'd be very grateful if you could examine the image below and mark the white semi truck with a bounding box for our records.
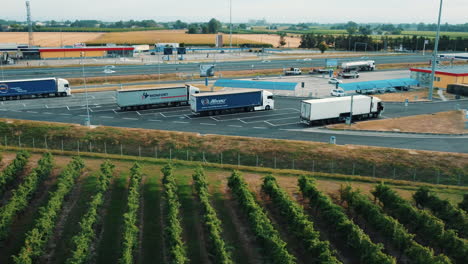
[300,95,384,125]
[116,85,200,110]
[340,60,375,72]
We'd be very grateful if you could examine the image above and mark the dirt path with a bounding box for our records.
[43,172,87,264]
[0,166,61,263]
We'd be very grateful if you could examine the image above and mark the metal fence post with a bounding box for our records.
[61,139,64,152]
[237,153,240,167]
[458,174,462,185]
[186,150,189,161]
[372,164,376,178]
[104,142,107,154]
[44,136,48,149]
[312,160,315,174]
[155,146,158,159]
[120,144,123,156]
[139,146,141,157]
[352,163,355,176]
[292,160,295,170]
[89,142,92,152]
[18,135,21,147]
[393,167,396,179]
[4,135,6,146]
[274,157,276,169]
[437,170,440,184]
[413,168,416,181]
[32,138,35,149]
[203,152,206,163]
[256,155,259,167]
[220,152,223,165]
[170,148,172,160]
[77,140,80,154]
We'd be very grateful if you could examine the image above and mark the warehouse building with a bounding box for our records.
[410,66,468,89]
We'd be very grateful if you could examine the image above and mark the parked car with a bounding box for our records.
[328,78,343,84]
[357,88,377,95]
[385,87,397,93]
[375,88,386,94]
[331,89,346,97]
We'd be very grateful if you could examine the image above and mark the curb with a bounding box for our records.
[322,127,468,136]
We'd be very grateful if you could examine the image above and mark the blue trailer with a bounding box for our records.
[0,78,71,100]
[190,89,274,115]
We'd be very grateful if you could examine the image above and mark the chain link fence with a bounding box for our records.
[3,134,466,186]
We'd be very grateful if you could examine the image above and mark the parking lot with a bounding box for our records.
[0,91,303,129]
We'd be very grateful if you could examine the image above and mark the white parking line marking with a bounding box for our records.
[113,109,119,114]
[123,118,138,120]
[253,127,267,129]
[27,111,38,113]
[45,105,49,108]
[66,106,70,110]
[60,113,72,115]
[238,119,247,124]
[200,123,216,126]
[160,113,167,118]
[43,112,52,114]
[184,114,192,119]
[173,121,189,124]
[136,111,141,116]
[148,119,162,122]
[228,125,243,128]
[267,121,300,127]
[99,116,114,119]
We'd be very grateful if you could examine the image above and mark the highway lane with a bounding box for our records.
[0,93,466,153]
[1,54,430,80]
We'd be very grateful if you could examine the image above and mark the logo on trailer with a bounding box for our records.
[0,84,8,94]
[142,92,149,99]
[201,98,227,106]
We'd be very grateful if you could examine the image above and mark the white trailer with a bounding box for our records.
[340,60,375,72]
[300,95,383,125]
[116,85,200,111]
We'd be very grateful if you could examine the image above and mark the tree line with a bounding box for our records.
[299,33,468,52]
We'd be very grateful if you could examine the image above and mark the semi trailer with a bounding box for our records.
[340,60,375,72]
[0,78,71,100]
[116,85,200,110]
[300,95,383,125]
[190,89,274,116]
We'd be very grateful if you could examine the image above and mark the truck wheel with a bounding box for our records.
[265,105,270,110]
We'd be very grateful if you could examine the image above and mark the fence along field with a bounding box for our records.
[0,149,466,263]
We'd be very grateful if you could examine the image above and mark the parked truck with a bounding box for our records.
[300,95,384,125]
[116,85,200,111]
[284,68,302,75]
[0,78,71,100]
[190,89,274,116]
[340,60,375,72]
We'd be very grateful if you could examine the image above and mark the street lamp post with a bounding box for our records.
[81,52,91,126]
[428,0,443,101]
[0,57,4,81]
[229,0,232,49]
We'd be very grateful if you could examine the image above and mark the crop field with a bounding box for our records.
[0,149,466,264]
[0,32,104,47]
[86,30,264,46]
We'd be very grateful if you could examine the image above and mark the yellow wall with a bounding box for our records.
[433,74,468,88]
[40,51,106,59]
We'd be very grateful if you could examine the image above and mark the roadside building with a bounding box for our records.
[410,66,468,89]
[38,46,134,59]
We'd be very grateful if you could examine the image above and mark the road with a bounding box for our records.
[0,92,466,153]
[1,54,430,80]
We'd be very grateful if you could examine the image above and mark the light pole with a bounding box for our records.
[229,0,232,49]
[0,56,4,81]
[81,52,91,126]
[428,0,443,101]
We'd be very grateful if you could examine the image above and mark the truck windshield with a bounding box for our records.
[64,84,69,87]
[267,96,273,99]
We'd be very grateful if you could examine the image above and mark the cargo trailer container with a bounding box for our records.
[0,78,71,100]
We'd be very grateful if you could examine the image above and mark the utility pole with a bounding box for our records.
[26,1,34,46]
[428,0,443,101]
[81,52,91,126]
[229,0,233,49]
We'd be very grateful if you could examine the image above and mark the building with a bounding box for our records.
[38,46,134,59]
[410,66,468,89]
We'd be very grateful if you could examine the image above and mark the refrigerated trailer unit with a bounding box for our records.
[190,89,274,115]
[0,78,71,100]
[116,85,200,110]
[300,95,383,125]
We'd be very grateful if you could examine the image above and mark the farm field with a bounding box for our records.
[0,32,104,47]
[0,149,466,264]
[86,30,265,46]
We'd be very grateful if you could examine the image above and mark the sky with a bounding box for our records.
[3,0,468,24]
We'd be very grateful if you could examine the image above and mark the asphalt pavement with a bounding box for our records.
[1,54,431,80]
[0,92,466,153]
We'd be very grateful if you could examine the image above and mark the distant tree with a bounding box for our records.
[173,20,187,29]
[317,41,328,53]
[278,32,287,47]
[358,25,372,35]
[345,21,358,35]
[238,23,247,29]
[201,24,209,34]
[187,24,199,34]
[207,18,221,33]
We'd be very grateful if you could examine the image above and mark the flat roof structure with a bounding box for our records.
[214,79,297,91]
[410,66,468,77]
[338,78,419,91]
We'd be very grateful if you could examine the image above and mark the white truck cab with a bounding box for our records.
[57,78,71,96]
[254,90,274,111]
